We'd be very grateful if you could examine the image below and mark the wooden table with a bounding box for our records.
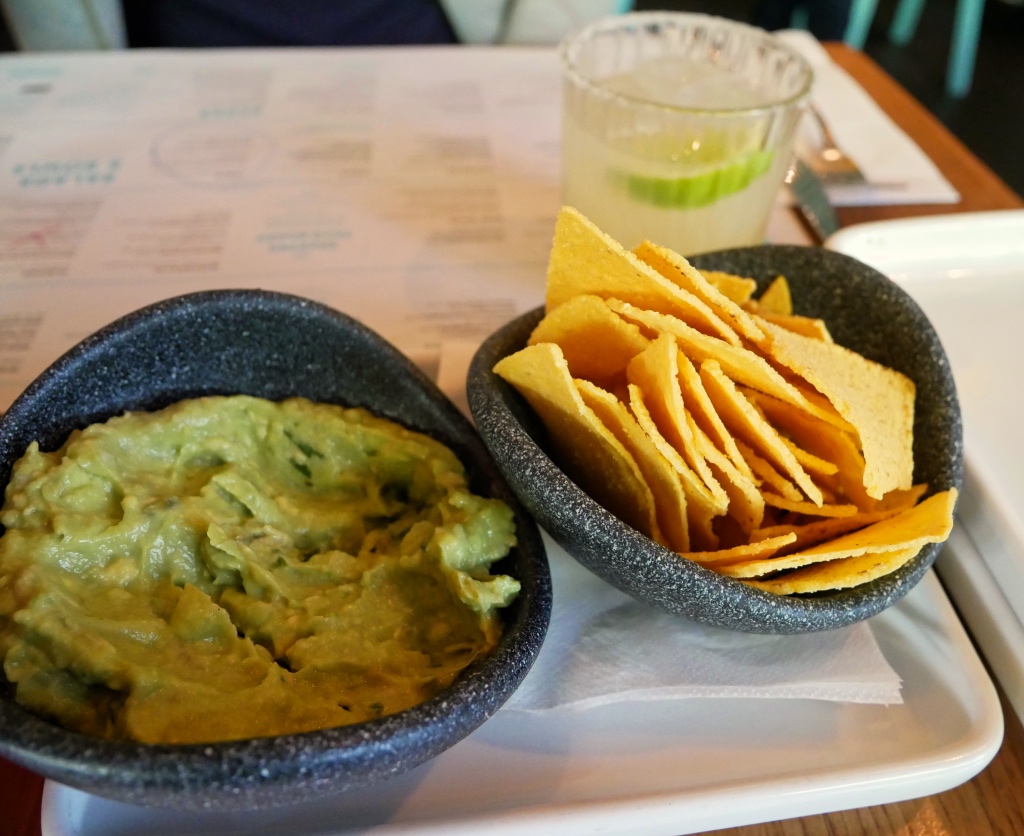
[1,44,1022,836]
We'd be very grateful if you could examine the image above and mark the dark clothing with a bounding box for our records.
[122,0,458,48]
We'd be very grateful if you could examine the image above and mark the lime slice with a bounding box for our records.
[610,149,775,209]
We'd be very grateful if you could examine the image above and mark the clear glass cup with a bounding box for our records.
[560,12,813,256]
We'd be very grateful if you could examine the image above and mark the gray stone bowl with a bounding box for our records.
[0,289,551,811]
[468,244,961,634]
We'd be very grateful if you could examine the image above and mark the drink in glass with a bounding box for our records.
[560,13,813,255]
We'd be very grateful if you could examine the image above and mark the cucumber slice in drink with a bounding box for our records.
[611,149,775,209]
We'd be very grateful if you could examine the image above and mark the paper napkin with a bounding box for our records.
[504,539,904,712]
[777,30,959,207]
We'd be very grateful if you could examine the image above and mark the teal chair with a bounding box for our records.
[843,0,986,97]
[843,0,879,48]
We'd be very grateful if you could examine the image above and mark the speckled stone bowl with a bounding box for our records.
[468,244,961,634]
[0,289,551,811]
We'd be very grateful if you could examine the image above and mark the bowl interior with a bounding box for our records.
[467,245,961,634]
[0,289,551,811]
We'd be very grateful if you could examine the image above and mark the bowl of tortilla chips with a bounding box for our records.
[468,207,961,634]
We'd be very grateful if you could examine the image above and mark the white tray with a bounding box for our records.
[41,564,1001,836]
[937,525,1024,726]
[829,210,1024,721]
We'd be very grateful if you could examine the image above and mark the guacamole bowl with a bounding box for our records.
[0,289,551,811]
[467,244,961,634]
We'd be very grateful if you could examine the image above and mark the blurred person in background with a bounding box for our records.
[121,0,459,47]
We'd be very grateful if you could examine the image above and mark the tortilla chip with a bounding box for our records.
[634,240,766,345]
[676,351,754,482]
[609,299,848,431]
[761,493,859,518]
[691,420,765,534]
[492,342,662,542]
[629,385,721,550]
[700,361,824,506]
[720,488,956,578]
[528,294,649,385]
[761,321,916,499]
[873,483,929,513]
[578,380,691,553]
[750,506,906,552]
[736,440,802,502]
[700,270,758,305]
[746,389,871,510]
[493,208,950,595]
[751,310,833,342]
[545,208,741,345]
[756,275,792,315]
[625,334,727,509]
[779,437,839,477]
[681,533,798,565]
[744,546,923,595]
[786,383,857,434]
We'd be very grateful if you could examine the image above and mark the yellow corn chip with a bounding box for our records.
[779,437,839,477]
[873,483,929,513]
[761,320,916,499]
[676,350,754,482]
[691,419,765,534]
[628,385,721,550]
[494,208,953,594]
[577,380,691,553]
[736,440,802,502]
[786,383,857,434]
[681,533,798,566]
[720,488,956,578]
[756,275,792,315]
[528,294,649,386]
[700,361,824,506]
[634,241,767,345]
[626,334,728,509]
[746,389,871,510]
[546,207,741,345]
[700,270,758,305]
[493,342,662,543]
[750,506,906,552]
[761,493,859,518]
[751,310,833,342]
[609,299,848,431]
[744,546,923,595]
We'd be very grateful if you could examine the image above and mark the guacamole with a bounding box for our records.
[0,396,520,744]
